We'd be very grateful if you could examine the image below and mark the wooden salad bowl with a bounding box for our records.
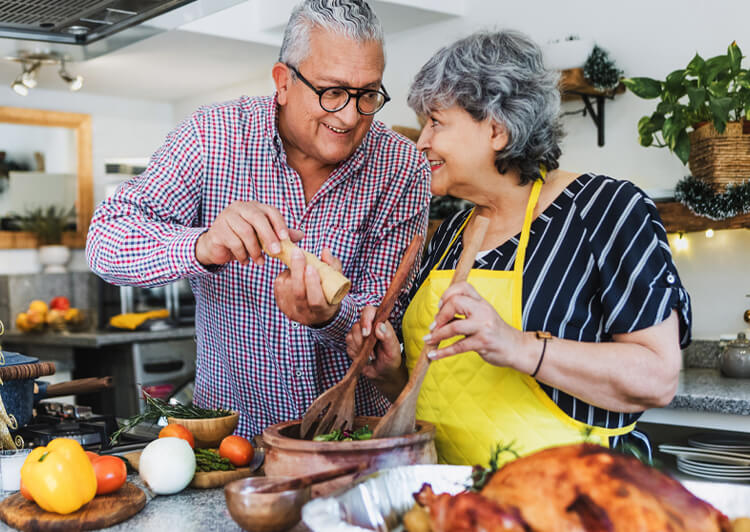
[167,412,239,448]
[262,415,437,496]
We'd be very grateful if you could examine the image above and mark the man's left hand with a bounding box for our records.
[274,247,343,327]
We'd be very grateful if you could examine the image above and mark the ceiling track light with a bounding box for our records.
[5,52,84,95]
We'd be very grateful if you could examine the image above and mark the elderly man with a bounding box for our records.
[86,0,430,437]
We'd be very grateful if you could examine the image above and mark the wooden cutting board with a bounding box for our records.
[0,482,146,531]
[123,450,260,489]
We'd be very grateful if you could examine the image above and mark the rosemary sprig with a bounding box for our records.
[110,390,233,445]
[468,441,520,492]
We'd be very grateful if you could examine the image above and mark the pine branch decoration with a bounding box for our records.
[584,45,623,90]
[674,175,750,220]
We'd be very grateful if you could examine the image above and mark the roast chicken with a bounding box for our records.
[409,443,731,532]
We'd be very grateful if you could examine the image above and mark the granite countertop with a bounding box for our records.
[669,368,750,415]
[0,327,196,348]
[0,476,310,532]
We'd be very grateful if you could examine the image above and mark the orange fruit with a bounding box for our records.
[159,423,195,448]
[28,300,48,316]
[219,435,254,467]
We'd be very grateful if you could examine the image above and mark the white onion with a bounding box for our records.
[139,437,196,495]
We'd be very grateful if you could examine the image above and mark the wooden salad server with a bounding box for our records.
[373,215,489,439]
[299,234,424,439]
[253,462,368,494]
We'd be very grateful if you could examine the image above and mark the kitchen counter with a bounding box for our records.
[643,367,750,431]
[0,476,311,532]
[1,327,196,348]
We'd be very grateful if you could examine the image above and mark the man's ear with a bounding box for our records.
[272,62,292,105]
[489,120,509,152]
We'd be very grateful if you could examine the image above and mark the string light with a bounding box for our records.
[705,228,714,238]
[674,232,689,251]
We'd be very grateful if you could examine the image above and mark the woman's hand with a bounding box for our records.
[424,281,527,370]
[346,305,403,381]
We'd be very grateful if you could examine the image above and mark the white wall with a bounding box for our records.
[173,76,275,123]
[0,88,175,274]
[376,0,750,339]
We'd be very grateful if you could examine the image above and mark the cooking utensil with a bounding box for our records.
[254,462,366,493]
[300,234,424,439]
[373,215,489,439]
[266,238,351,305]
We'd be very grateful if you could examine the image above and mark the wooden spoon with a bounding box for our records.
[253,462,367,494]
[299,234,424,439]
[373,215,490,439]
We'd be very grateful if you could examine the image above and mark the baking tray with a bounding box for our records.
[302,464,750,530]
[302,464,471,531]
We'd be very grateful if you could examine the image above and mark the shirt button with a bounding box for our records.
[295,370,303,377]
[292,322,299,329]
[666,273,676,284]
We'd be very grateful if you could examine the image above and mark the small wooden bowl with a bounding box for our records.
[167,412,239,448]
[225,476,310,532]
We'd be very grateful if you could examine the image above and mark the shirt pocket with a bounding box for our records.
[323,226,364,280]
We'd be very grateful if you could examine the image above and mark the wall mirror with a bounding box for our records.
[0,106,92,248]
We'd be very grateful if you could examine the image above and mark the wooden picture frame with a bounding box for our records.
[0,106,92,248]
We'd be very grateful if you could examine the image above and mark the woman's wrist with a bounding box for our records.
[516,331,544,375]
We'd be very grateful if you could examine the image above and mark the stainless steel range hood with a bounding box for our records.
[0,0,244,60]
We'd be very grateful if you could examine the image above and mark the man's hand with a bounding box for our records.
[195,201,304,267]
[274,247,343,327]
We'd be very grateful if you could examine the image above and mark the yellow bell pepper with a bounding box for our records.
[20,438,97,514]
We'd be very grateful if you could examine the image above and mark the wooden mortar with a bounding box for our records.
[262,416,437,497]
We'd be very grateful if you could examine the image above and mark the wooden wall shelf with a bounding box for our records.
[560,68,625,147]
[655,200,750,233]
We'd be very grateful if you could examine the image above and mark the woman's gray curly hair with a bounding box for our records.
[408,30,564,185]
[279,0,384,67]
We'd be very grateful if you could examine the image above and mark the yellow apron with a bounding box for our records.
[403,178,635,466]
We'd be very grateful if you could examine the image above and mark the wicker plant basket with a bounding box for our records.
[688,120,750,191]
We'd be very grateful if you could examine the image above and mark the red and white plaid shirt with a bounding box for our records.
[87,95,430,436]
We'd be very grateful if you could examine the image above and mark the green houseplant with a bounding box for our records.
[622,41,750,165]
[17,206,76,273]
[17,205,75,246]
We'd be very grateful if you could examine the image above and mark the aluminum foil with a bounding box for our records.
[302,464,750,531]
[302,464,470,532]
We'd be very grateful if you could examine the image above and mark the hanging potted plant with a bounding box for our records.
[623,42,750,184]
[17,206,76,273]
[623,41,750,220]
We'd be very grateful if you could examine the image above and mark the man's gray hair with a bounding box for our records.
[279,0,384,67]
[408,30,564,185]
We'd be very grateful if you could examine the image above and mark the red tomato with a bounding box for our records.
[219,435,254,467]
[85,451,100,462]
[49,296,71,311]
[20,479,33,501]
[91,455,127,495]
[159,423,195,449]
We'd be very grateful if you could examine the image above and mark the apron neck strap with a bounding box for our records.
[433,168,547,273]
[513,177,543,275]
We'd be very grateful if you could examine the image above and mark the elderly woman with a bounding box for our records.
[347,30,690,466]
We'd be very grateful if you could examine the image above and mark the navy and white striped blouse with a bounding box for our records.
[412,173,691,429]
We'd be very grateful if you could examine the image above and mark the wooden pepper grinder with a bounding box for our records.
[266,239,351,305]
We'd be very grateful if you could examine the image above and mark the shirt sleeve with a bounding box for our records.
[86,112,216,287]
[309,160,431,351]
[581,179,692,347]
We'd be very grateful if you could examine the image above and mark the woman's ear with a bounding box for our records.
[489,120,509,151]
[272,62,291,105]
